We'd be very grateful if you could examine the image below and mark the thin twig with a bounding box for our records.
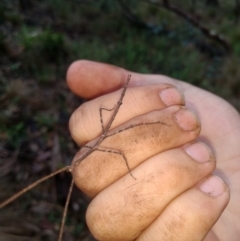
[140,0,231,52]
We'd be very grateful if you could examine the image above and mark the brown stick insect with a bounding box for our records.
[0,74,167,241]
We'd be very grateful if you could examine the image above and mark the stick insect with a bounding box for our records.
[0,74,167,241]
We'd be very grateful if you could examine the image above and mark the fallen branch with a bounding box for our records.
[141,0,231,53]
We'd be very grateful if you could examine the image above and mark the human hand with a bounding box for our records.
[67,60,238,241]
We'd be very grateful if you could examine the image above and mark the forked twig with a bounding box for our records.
[0,74,167,240]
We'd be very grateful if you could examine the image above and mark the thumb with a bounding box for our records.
[66,60,127,99]
[66,60,183,99]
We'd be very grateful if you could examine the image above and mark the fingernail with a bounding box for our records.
[174,108,200,131]
[159,87,185,106]
[184,142,213,162]
[199,175,227,197]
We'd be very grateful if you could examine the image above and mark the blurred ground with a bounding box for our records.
[0,0,240,240]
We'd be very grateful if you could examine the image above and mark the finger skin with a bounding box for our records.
[85,146,216,241]
[72,106,200,197]
[137,176,230,241]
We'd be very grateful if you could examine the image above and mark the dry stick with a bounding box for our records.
[141,0,231,52]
